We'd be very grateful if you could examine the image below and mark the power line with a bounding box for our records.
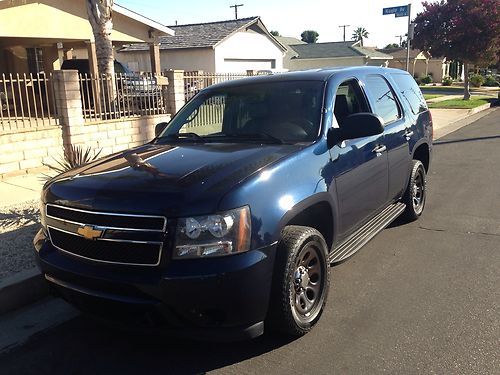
[338,25,350,42]
[230,3,244,20]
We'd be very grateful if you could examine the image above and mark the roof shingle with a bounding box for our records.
[120,17,261,52]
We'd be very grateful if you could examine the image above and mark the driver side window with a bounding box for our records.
[334,80,370,128]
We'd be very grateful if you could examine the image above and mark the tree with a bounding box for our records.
[384,43,400,49]
[301,30,319,44]
[270,30,281,37]
[413,0,500,100]
[351,27,369,46]
[86,0,115,77]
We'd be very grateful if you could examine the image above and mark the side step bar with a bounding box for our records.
[328,202,406,264]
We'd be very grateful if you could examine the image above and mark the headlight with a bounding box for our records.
[174,206,251,259]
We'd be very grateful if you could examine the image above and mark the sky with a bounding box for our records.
[116,0,426,48]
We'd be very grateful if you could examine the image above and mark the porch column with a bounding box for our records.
[149,41,161,75]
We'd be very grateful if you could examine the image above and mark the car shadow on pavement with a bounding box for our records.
[1,314,297,374]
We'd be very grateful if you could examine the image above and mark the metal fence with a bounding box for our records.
[183,71,251,101]
[0,73,58,132]
[78,73,167,123]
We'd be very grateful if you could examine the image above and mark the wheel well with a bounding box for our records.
[413,143,430,172]
[286,201,333,250]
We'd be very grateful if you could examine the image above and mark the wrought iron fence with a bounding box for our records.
[183,71,251,101]
[0,73,59,132]
[78,73,167,123]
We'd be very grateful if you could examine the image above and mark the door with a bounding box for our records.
[364,74,410,201]
[331,79,389,237]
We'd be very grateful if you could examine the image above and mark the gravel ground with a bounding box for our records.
[0,200,40,280]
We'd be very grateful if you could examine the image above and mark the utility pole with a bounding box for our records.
[230,4,244,19]
[395,34,404,46]
[406,3,412,72]
[338,25,350,42]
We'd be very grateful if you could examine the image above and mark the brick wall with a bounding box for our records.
[0,69,171,180]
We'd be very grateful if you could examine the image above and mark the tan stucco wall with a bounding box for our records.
[287,56,366,71]
[427,59,447,82]
[215,29,284,72]
[116,48,217,73]
[0,0,157,43]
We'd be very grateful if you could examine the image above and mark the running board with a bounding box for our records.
[328,202,406,264]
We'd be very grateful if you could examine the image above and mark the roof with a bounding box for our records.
[289,41,363,59]
[119,16,286,52]
[207,66,406,90]
[113,4,174,36]
[377,48,427,59]
[288,41,392,60]
[275,36,306,46]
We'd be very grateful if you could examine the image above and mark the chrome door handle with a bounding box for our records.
[372,145,387,154]
[404,130,414,138]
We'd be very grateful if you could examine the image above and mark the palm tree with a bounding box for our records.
[352,27,369,46]
[86,0,115,77]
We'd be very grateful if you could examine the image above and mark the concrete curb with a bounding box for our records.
[0,268,49,315]
[434,105,498,140]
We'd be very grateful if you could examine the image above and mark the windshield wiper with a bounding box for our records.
[220,132,283,144]
[159,132,204,141]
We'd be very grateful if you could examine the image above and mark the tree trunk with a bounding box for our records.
[86,0,116,112]
[463,62,471,100]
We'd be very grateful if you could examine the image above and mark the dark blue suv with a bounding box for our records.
[34,67,432,340]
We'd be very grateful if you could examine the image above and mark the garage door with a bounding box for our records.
[222,59,276,72]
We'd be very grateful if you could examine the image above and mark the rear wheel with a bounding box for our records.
[401,160,427,222]
[267,226,330,337]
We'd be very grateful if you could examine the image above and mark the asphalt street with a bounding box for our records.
[0,109,499,374]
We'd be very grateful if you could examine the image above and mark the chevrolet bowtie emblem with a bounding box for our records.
[77,225,103,240]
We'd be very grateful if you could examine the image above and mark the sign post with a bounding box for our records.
[383,4,412,72]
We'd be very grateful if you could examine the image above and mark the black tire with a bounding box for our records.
[266,225,330,337]
[401,160,427,222]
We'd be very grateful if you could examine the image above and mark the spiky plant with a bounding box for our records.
[43,144,102,178]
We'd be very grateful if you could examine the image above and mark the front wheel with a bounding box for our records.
[266,226,330,337]
[401,160,427,222]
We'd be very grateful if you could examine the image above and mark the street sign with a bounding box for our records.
[383,5,409,17]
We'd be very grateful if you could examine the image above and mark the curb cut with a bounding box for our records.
[0,268,49,315]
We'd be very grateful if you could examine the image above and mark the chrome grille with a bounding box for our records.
[45,204,167,266]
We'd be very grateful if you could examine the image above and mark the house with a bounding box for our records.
[377,48,451,82]
[0,0,174,76]
[117,17,287,73]
[277,40,393,71]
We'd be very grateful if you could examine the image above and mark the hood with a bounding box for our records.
[44,142,301,216]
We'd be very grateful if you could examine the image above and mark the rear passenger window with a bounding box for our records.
[391,73,428,115]
[364,75,400,124]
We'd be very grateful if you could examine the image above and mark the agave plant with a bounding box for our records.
[43,144,102,178]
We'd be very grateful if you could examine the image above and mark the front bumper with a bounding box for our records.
[34,228,276,341]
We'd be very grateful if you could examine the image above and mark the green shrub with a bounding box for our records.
[420,75,433,85]
[442,76,453,86]
[414,76,422,85]
[484,75,499,87]
[469,74,485,87]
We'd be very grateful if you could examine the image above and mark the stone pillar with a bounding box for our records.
[52,70,85,153]
[164,70,185,115]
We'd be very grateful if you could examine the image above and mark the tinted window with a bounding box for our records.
[334,79,370,128]
[364,75,400,124]
[391,73,428,115]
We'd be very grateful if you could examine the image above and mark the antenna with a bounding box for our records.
[338,25,350,42]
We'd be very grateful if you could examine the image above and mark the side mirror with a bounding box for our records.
[327,113,384,149]
[155,122,169,137]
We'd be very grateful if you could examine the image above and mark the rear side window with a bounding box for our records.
[391,73,428,115]
[364,75,401,124]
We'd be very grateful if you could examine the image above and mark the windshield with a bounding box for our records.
[157,80,325,144]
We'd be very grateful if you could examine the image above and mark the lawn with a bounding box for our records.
[424,94,441,100]
[427,96,493,109]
